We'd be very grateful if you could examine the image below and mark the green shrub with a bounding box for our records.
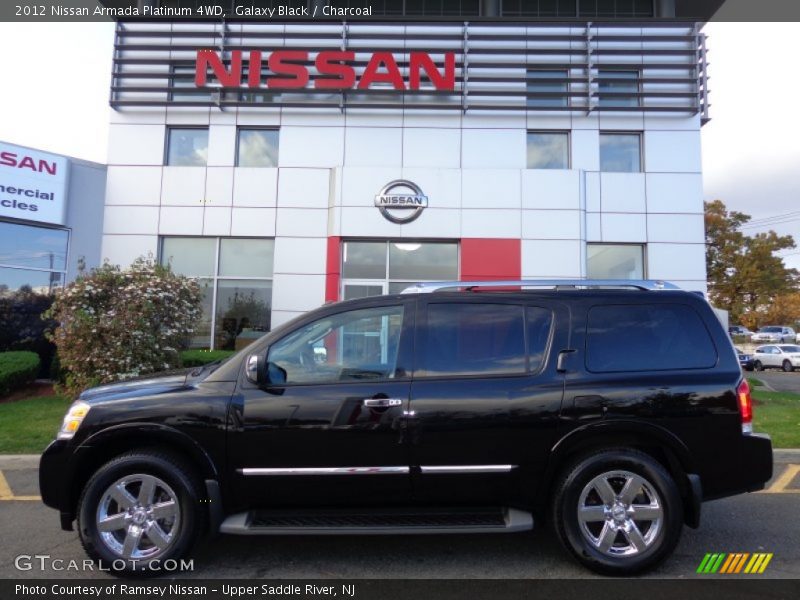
[46,256,203,399]
[0,351,40,397]
[0,287,57,377]
[180,349,236,367]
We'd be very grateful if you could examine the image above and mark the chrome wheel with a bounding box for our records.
[577,470,663,558]
[96,474,180,560]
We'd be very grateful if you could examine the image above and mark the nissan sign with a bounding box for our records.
[0,142,68,226]
[374,180,428,224]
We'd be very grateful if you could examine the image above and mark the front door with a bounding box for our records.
[408,297,568,505]
[229,300,415,508]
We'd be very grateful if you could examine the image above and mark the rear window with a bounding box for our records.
[585,304,717,373]
[419,303,552,377]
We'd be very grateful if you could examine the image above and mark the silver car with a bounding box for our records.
[751,326,797,343]
[752,344,800,372]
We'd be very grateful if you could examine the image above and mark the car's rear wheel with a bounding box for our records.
[551,448,683,575]
[783,360,794,373]
[77,450,205,576]
[754,360,763,371]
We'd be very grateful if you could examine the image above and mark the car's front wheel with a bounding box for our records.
[551,448,683,576]
[77,450,205,576]
[754,360,764,371]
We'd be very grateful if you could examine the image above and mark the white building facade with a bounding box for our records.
[104,16,711,350]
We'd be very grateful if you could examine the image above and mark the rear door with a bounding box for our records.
[407,296,568,505]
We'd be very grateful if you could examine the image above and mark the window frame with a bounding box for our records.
[164,126,210,167]
[235,127,280,168]
[158,236,275,349]
[597,68,641,108]
[586,243,647,280]
[340,240,460,300]
[526,130,571,169]
[0,220,71,295]
[526,68,570,108]
[599,131,644,173]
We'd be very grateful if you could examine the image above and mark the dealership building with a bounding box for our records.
[4,1,724,350]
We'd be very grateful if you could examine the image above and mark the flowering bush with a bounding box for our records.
[46,256,202,398]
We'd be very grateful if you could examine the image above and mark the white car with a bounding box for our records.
[751,326,797,343]
[752,344,800,372]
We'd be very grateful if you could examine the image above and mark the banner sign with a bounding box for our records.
[0,142,68,226]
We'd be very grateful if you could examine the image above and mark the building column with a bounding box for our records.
[481,0,501,17]
[656,0,676,17]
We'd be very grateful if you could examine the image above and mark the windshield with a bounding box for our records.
[778,345,800,353]
[759,327,782,333]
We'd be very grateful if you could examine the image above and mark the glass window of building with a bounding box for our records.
[598,70,640,107]
[586,244,644,279]
[236,129,279,167]
[527,70,569,108]
[578,0,653,17]
[166,128,208,166]
[160,237,274,350]
[341,241,458,300]
[0,221,68,296]
[599,132,642,172]
[527,132,570,169]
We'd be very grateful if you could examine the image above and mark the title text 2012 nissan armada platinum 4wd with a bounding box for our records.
[39,280,773,576]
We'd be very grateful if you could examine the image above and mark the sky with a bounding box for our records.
[0,20,798,272]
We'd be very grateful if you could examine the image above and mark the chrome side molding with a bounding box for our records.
[419,465,515,474]
[240,467,409,476]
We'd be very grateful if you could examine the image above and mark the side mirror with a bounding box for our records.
[245,353,288,387]
[245,353,265,385]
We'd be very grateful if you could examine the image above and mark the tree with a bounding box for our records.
[46,256,203,398]
[705,200,799,327]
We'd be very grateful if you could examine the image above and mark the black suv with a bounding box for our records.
[39,280,773,576]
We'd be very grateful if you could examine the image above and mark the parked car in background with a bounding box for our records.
[752,345,800,372]
[735,347,754,371]
[751,326,797,343]
[728,326,753,338]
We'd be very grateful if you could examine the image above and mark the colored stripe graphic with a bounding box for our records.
[700,553,773,574]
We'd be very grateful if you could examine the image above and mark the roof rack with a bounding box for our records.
[400,279,681,294]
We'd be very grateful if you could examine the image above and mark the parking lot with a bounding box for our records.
[1,453,799,580]
[756,371,800,394]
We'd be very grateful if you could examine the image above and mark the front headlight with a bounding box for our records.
[57,401,91,440]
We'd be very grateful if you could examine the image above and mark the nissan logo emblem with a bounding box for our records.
[374,180,428,224]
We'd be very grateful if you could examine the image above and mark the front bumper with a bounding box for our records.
[39,439,77,528]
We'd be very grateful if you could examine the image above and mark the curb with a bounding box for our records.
[2,450,800,470]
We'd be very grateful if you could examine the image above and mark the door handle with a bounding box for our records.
[363,398,403,408]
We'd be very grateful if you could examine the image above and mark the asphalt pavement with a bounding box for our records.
[1,453,799,580]
[756,371,800,394]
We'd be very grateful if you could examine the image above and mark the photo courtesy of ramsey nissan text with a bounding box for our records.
[1,2,799,599]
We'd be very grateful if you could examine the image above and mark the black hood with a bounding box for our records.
[78,370,191,404]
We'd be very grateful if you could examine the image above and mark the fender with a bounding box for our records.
[76,422,220,481]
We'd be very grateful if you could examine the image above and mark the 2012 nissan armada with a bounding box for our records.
[39,280,773,575]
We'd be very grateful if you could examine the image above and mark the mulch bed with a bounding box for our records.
[0,381,56,404]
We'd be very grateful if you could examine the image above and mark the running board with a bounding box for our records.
[219,507,533,535]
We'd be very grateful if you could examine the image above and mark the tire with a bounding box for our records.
[754,360,763,372]
[551,448,683,576]
[77,450,206,577]
[783,360,794,373]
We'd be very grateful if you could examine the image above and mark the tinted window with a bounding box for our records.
[420,304,526,377]
[586,304,717,372]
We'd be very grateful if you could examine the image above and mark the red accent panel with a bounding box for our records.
[325,236,341,303]
[460,238,521,281]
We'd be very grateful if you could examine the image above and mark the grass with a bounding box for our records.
[0,387,798,454]
[752,389,800,449]
[747,377,764,388]
[0,395,69,454]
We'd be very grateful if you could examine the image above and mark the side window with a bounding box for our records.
[267,305,405,385]
[585,304,717,373]
[419,303,527,377]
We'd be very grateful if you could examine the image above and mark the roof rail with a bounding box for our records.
[400,279,681,294]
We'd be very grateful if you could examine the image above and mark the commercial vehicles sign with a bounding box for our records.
[0,143,68,225]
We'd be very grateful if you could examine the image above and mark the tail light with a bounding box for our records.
[737,379,753,434]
